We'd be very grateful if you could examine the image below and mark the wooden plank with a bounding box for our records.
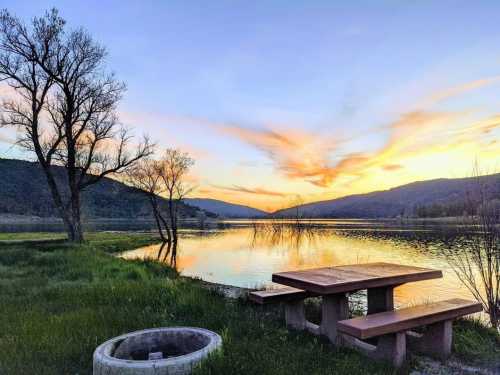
[337,299,482,339]
[272,262,442,294]
[249,287,310,304]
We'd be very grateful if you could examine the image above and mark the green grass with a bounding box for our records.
[0,232,497,374]
[453,318,500,365]
[0,231,67,241]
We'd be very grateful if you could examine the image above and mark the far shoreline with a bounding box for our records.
[0,213,471,226]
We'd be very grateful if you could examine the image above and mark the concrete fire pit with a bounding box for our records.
[93,327,222,375]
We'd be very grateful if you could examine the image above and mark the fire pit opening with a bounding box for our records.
[112,328,211,360]
[93,327,222,375]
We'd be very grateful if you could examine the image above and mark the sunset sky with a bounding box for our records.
[1,1,500,211]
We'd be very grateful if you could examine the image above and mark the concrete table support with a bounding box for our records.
[407,320,453,359]
[284,293,349,344]
[372,332,406,368]
[367,286,395,314]
[350,332,406,368]
[284,300,307,330]
[367,286,395,345]
[320,293,349,344]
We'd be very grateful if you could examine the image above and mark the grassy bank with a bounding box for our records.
[0,233,498,374]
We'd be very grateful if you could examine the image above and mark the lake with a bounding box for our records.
[120,219,481,312]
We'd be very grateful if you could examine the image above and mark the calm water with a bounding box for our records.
[120,219,480,311]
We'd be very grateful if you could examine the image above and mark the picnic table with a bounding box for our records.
[250,262,481,368]
[271,262,443,343]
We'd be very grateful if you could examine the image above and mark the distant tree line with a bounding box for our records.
[413,201,472,218]
[413,199,500,219]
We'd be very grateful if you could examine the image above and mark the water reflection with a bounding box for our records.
[120,221,481,313]
[155,241,178,268]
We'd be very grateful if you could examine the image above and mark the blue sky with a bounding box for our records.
[1,1,500,210]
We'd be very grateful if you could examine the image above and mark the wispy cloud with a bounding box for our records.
[210,184,289,197]
[422,76,500,107]
[382,164,403,171]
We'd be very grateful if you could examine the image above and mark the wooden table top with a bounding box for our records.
[272,262,442,295]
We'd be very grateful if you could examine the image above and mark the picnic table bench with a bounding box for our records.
[250,262,482,368]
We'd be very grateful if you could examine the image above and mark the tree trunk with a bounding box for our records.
[150,195,172,243]
[37,162,78,242]
[150,196,166,242]
[168,195,177,244]
[160,214,172,244]
[170,240,178,268]
[489,302,499,330]
[69,188,84,242]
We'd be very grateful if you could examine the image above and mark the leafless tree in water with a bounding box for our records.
[0,9,152,242]
[126,158,171,243]
[156,148,195,244]
[126,148,194,246]
[444,166,500,329]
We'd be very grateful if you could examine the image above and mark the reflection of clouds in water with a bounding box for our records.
[120,224,480,315]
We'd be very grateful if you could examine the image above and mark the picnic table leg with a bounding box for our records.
[285,300,306,330]
[407,320,452,360]
[373,332,406,368]
[367,286,394,314]
[343,332,406,369]
[320,293,348,344]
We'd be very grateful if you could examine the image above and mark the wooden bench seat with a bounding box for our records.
[249,287,311,304]
[337,298,482,367]
[338,298,482,339]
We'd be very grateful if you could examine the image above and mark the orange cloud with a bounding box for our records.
[217,125,339,187]
[215,111,462,188]
[215,107,499,195]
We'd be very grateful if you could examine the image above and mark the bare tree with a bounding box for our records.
[157,148,194,244]
[126,158,171,243]
[445,167,500,329]
[0,9,152,242]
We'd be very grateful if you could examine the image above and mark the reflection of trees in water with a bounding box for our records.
[156,240,178,268]
[154,229,233,269]
[248,219,483,263]
[249,221,331,250]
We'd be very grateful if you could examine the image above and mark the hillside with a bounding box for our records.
[274,174,500,218]
[184,198,267,218]
[0,158,201,220]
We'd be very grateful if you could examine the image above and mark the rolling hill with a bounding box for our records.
[273,174,500,218]
[0,158,201,220]
[184,198,267,218]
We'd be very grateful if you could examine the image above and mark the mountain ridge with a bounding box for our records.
[184,198,267,218]
[273,173,500,218]
[2,158,499,219]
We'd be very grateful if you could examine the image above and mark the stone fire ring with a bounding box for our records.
[93,327,222,375]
